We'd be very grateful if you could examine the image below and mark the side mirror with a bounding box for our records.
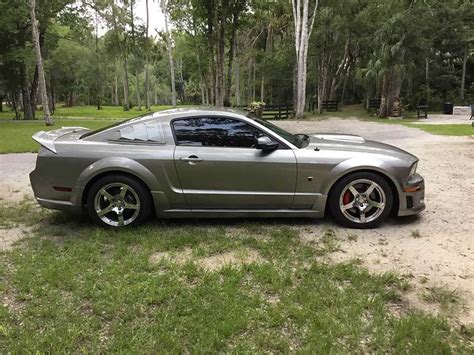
[257,136,279,151]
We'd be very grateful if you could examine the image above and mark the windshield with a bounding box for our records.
[253,118,308,148]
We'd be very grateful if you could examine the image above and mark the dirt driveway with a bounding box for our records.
[0,118,473,323]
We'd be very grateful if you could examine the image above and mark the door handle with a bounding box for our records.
[180,155,203,163]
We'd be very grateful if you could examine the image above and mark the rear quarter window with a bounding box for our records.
[107,122,166,144]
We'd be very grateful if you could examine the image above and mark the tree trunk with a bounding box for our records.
[111,0,128,110]
[135,72,142,110]
[114,64,119,106]
[234,31,241,107]
[206,0,216,105]
[94,8,102,110]
[252,59,256,102]
[317,58,328,114]
[30,66,38,119]
[378,72,393,118]
[425,57,430,103]
[68,91,74,107]
[50,77,55,114]
[215,5,225,107]
[20,64,34,120]
[292,0,319,119]
[145,0,151,109]
[196,53,206,105]
[176,58,185,101]
[341,69,349,105]
[293,61,298,113]
[460,42,468,103]
[11,91,21,120]
[29,0,53,125]
[224,12,238,107]
[123,56,130,111]
[162,0,177,107]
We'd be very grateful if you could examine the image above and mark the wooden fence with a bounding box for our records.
[237,104,293,120]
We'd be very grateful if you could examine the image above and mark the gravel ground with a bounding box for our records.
[0,118,473,323]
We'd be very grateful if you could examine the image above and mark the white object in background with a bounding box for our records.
[452,106,471,115]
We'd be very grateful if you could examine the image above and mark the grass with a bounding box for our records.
[0,201,473,352]
[0,105,194,153]
[0,118,114,153]
[408,124,473,136]
[423,286,465,313]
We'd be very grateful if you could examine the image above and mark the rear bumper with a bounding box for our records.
[35,197,82,214]
[30,169,83,214]
[398,173,425,216]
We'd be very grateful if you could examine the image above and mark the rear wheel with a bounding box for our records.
[86,174,151,228]
[329,172,393,229]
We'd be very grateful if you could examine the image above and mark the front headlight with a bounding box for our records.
[409,162,417,178]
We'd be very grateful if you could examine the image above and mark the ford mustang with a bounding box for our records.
[30,108,425,228]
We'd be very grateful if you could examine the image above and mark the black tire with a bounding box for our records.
[86,174,152,228]
[328,172,394,229]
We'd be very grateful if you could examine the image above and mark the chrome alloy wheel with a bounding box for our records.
[339,179,386,224]
[93,182,141,227]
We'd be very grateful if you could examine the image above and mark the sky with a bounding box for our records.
[135,0,166,34]
[95,0,167,36]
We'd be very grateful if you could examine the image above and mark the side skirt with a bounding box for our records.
[157,209,324,219]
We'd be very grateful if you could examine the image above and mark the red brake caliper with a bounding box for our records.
[343,191,351,205]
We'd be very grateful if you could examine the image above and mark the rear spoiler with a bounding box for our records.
[32,127,88,154]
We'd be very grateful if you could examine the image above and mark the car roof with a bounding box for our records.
[147,107,250,122]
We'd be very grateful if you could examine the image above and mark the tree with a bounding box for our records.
[29,0,53,125]
[292,0,318,118]
[144,0,151,109]
[162,0,177,107]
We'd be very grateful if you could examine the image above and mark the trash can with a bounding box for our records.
[443,102,453,114]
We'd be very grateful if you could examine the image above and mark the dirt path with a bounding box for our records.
[0,118,473,322]
[0,153,36,204]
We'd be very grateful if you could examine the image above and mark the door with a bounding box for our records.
[172,116,297,209]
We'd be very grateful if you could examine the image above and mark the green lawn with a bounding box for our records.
[0,105,186,153]
[1,201,472,353]
[407,124,473,136]
[0,118,115,154]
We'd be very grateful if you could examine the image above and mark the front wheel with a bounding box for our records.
[86,174,151,228]
[328,172,393,229]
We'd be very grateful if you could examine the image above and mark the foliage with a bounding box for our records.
[0,0,472,122]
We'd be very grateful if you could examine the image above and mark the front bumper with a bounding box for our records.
[398,173,425,216]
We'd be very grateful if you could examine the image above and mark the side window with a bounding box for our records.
[107,122,165,143]
[173,117,271,148]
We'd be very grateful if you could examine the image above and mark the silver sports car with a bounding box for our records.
[30,108,425,229]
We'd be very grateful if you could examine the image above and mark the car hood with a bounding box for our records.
[305,133,418,163]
